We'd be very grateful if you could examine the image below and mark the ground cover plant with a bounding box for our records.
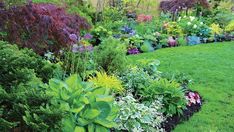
[0,0,233,131]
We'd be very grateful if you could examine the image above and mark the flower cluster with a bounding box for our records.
[185,91,202,106]
[137,14,153,23]
[72,44,93,53]
[127,47,140,54]
[121,26,136,36]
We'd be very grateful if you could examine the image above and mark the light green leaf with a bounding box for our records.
[77,118,90,126]
[91,102,111,119]
[70,105,85,113]
[96,95,114,102]
[94,118,117,128]
[88,124,95,132]
[74,126,85,132]
[83,109,100,120]
[95,125,110,132]
[65,74,82,90]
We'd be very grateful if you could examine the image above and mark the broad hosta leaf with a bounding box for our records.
[62,116,76,132]
[96,95,114,102]
[77,117,90,126]
[88,123,95,132]
[60,88,70,100]
[60,102,70,111]
[91,102,111,119]
[70,105,85,113]
[74,126,86,132]
[95,125,109,132]
[83,109,100,120]
[65,74,82,90]
[94,118,117,128]
[79,96,89,104]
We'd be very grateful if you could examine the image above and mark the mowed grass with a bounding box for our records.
[128,42,234,132]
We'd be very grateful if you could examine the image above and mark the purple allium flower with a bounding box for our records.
[83,33,93,40]
[69,34,78,42]
[128,47,140,54]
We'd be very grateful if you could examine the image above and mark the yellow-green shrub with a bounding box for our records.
[89,71,124,94]
[226,20,234,32]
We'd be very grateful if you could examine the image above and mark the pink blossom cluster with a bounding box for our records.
[137,14,152,23]
[185,92,201,106]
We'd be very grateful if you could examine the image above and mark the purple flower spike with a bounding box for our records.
[83,33,93,40]
[69,34,78,42]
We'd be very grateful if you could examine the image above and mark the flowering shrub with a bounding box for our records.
[185,91,202,106]
[178,16,207,36]
[137,14,153,23]
[115,93,165,132]
[0,2,90,54]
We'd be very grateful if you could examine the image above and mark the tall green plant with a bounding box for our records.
[94,37,127,74]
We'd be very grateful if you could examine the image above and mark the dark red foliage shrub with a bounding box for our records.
[0,1,91,55]
[160,0,209,13]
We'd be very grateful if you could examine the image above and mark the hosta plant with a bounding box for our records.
[46,74,119,132]
[115,93,165,132]
[140,79,187,116]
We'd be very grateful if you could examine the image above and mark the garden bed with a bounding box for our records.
[162,90,203,132]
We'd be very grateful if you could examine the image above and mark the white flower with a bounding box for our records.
[193,24,197,29]
[200,22,204,25]
[183,16,187,18]
[190,16,195,21]
[187,22,191,25]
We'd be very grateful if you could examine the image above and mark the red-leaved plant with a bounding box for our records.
[0,1,91,55]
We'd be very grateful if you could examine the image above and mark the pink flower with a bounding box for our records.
[137,14,152,23]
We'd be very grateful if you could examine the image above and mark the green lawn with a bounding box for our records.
[128,42,234,132]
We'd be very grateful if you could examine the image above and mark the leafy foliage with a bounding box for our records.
[115,92,165,132]
[46,74,119,131]
[94,37,127,74]
[0,76,63,131]
[0,41,62,88]
[226,20,234,32]
[0,2,90,54]
[88,71,124,94]
[140,79,187,115]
